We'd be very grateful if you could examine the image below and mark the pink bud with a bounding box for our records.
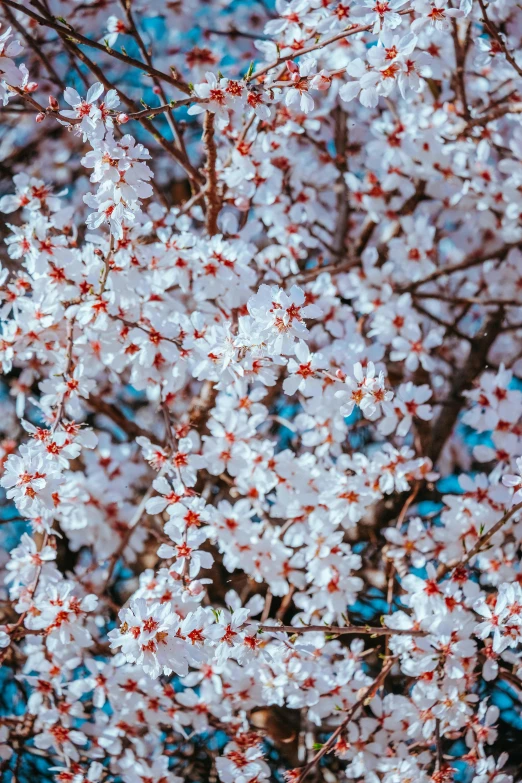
[153,85,161,95]
[36,112,45,123]
[25,82,38,93]
[117,113,129,124]
[48,95,59,111]
[310,71,332,91]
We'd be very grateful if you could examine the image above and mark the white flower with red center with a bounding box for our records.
[145,475,188,515]
[109,598,190,677]
[120,754,183,783]
[188,72,233,128]
[379,381,433,436]
[384,517,434,568]
[411,0,465,30]
[340,52,403,108]
[474,583,522,653]
[62,82,105,138]
[0,173,64,214]
[136,436,170,470]
[34,714,87,763]
[165,495,210,530]
[285,58,316,115]
[246,284,322,355]
[216,740,271,783]
[27,582,98,649]
[390,323,443,372]
[6,532,57,589]
[283,340,324,396]
[103,16,129,47]
[40,364,96,420]
[1,443,55,514]
[166,433,205,487]
[158,525,213,578]
[205,606,250,664]
[335,361,393,419]
[245,88,271,119]
[351,0,408,32]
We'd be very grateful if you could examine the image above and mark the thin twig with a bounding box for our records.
[437,500,522,579]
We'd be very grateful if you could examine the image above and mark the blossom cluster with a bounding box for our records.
[0,0,521,781]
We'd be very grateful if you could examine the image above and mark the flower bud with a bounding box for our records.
[25,81,38,93]
[117,113,129,124]
[35,112,45,123]
[48,95,59,111]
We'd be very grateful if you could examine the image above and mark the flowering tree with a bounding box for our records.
[1,0,522,781]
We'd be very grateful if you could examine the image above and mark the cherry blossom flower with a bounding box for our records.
[352,0,408,32]
[285,59,316,114]
[188,72,235,128]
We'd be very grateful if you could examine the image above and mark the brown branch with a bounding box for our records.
[332,106,351,257]
[465,101,522,128]
[127,97,196,121]
[414,293,521,306]
[412,300,472,342]
[402,243,516,292]
[477,0,522,79]
[427,307,505,463]
[202,112,221,237]
[267,624,427,637]
[2,4,66,89]
[247,12,411,83]
[295,181,426,283]
[0,0,191,94]
[102,463,169,591]
[437,500,522,579]
[451,17,471,120]
[294,657,397,782]
[88,394,163,445]
[119,0,195,184]
[39,25,205,185]
[51,317,76,433]
[98,234,114,296]
[6,84,77,124]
